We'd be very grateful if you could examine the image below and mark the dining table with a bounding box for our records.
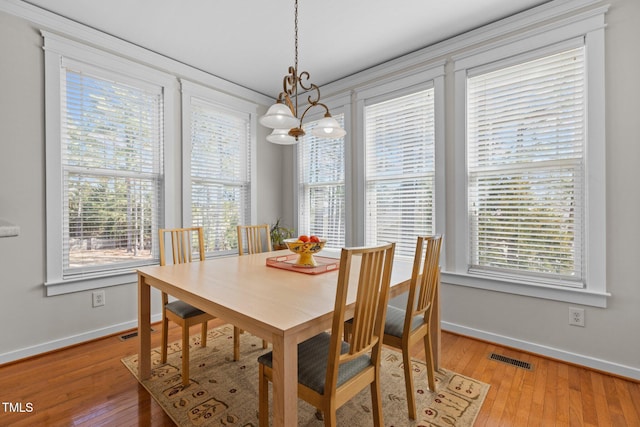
[137,248,441,426]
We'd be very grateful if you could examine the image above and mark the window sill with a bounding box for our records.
[441,271,610,308]
[45,271,138,296]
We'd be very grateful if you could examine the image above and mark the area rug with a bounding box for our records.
[122,325,488,426]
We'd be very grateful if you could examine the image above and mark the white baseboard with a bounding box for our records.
[443,321,640,381]
[0,313,163,365]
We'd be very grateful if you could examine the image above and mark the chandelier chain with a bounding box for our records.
[294,0,298,73]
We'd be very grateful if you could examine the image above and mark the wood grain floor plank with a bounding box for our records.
[526,356,548,427]
[590,372,615,427]
[541,360,559,425]
[556,362,571,426]
[578,367,598,426]
[511,356,535,426]
[481,356,518,425]
[630,381,640,422]
[603,374,627,426]
[499,361,526,426]
[568,365,585,427]
[615,376,640,426]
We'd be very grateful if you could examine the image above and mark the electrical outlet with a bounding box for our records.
[568,307,584,327]
[92,290,105,307]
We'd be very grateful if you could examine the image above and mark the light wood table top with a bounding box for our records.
[137,248,439,426]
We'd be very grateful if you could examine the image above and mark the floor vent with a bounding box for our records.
[119,328,154,341]
[489,352,533,370]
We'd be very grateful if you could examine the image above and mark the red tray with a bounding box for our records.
[266,254,339,275]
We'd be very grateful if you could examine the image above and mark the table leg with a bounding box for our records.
[430,274,441,371]
[138,273,151,380]
[270,333,298,427]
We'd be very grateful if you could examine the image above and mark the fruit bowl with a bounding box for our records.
[284,237,326,267]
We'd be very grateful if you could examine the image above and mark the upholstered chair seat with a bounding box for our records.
[258,332,372,394]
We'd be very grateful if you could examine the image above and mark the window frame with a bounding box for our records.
[353,67,446,259]
[293,94,352,245]
[363,86,437,258]
[180,80,258,257]
[43,32,178,296]
[450,14,607,307]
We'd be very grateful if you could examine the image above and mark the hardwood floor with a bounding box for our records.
[1,318,638,426]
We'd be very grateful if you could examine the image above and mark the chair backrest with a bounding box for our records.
[404,235,442,330]
[327,243,395,388]
[237,224,272,255]
[158,227,205,266]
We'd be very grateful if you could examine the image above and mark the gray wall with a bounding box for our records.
[1,0,638,380]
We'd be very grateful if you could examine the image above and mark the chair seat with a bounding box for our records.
[384,305,424,338]
[258,332,372,394]
[165,300,206,319]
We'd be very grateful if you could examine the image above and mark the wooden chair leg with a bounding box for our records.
[160,315,169,363]
[181,323,190,387]
[258,364,269,427]
[424,333,436,391]
[402,346,417,420]
[370,375,384,427]
[324,401,337,427]
[201,321,208,347]
[233,326,241,361]
[262,339,268,349]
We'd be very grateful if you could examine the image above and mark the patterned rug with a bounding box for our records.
[122,324,488,426]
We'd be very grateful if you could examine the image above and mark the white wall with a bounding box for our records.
[1,0,638,380]
[0,9,283,362]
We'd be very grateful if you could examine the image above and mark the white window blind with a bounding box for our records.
[467,46,585,285]
[365,88,435,258]
[189,99,252,254]
[61,68,164,278]
[298,115,346,249]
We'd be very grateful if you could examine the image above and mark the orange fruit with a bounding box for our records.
[309,235,320,243]
[298,235,309,243]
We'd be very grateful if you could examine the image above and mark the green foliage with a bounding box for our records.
[270,219,294,248]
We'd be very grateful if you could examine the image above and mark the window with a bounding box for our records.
[62,67,163,271]
[467,47,585,286]
[297,114,346,249]
[44,33,175,295]
[453,24,607,306]
[181,81,257,256]
[364,88,436,258]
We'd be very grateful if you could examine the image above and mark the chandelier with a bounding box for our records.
[259,0,346,144]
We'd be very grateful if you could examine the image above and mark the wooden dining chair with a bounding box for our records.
[257,243,396,427]
[159,227,215,387]
[237,223,273,255]
[234,224,271,360]
[382,234,443,419]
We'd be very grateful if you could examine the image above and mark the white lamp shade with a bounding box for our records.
[266,128,297,145]
[259,103,299,129]
[310,116,346,138]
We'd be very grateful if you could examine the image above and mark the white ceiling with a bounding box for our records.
[24,0,550,98]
